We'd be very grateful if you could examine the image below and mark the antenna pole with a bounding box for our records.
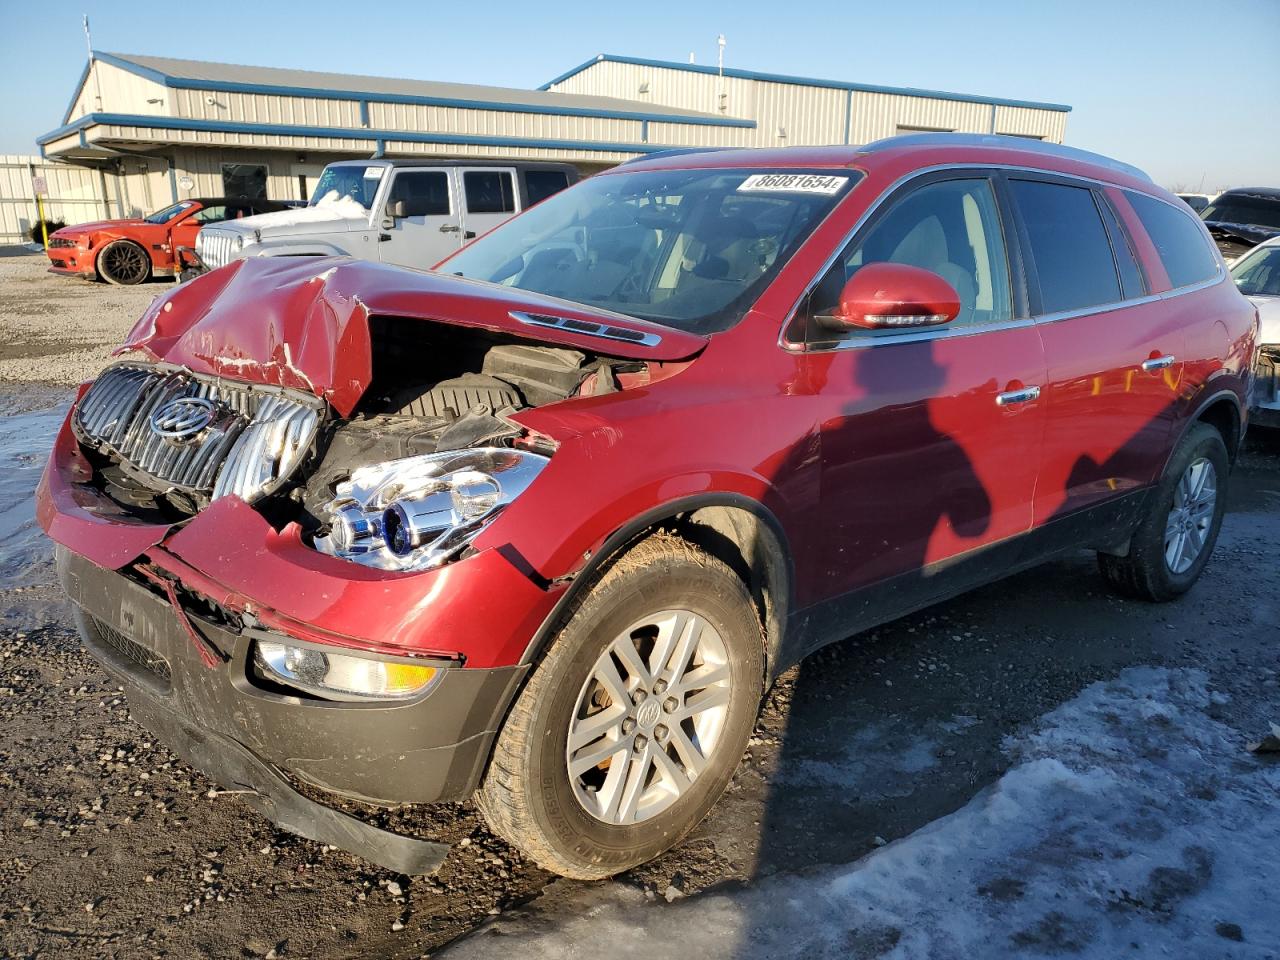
[717,34,726,112]
[84,15,103,111]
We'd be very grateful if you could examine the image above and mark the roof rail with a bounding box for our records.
[860,133,1152,183]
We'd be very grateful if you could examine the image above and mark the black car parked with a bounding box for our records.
[1200,187,1280,260]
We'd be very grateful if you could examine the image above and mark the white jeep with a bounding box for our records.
[186,159,577,276]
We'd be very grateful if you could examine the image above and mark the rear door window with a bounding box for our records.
[1009,179,1120,314]
[464,171,516,214]
[1124,191,1219,289]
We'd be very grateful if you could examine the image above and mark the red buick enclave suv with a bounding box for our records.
[38,134,1257,878]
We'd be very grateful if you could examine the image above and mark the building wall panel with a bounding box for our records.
[994,104,1066,141]
[70,61,168,121]
[0,155,111,240]
[850,91,993,143]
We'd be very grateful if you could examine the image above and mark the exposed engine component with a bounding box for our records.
[389,373,522,419]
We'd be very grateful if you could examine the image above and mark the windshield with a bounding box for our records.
[1232,245,1280,297]
[144,201,194,224]
[309,164,385,209]
[1201,196,1280,230]
[442,168,859,334]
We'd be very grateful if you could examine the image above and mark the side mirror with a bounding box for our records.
[817,262,961,332]
[386,199,407,219]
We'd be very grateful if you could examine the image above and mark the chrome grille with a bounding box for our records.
[75,365,320,506]
[196,228,237,270]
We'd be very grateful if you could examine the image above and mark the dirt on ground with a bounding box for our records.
[0,253,160,385]
[1,260,1277,958]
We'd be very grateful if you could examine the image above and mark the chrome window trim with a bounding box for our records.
[777,162,1228,354]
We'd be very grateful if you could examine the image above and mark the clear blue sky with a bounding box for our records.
[2,0,1276,191]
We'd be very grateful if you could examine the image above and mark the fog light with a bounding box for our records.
[254,640,439,700]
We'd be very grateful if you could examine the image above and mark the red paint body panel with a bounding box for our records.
[37,139,1258,675]
[150,496,564,669]
[808,327,1046,595]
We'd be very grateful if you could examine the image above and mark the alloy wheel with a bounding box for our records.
[100,243,149,284]
[566,610,731,825]
[1164,457,1217,574]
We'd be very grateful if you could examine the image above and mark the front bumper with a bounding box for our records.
[60,546,528,807]
[46,245,93,277]
[175,245,207,283]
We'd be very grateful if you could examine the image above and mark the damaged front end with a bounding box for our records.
[38,256,702,873]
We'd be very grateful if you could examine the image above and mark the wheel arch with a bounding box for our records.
[95,236,151,282]
[519,493,795,681]
[1175,388,1244,469]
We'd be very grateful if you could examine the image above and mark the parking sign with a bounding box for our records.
[32,176,48,196]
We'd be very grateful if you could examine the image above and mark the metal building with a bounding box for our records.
[543,54,1071,147]
[34,51,1069,221]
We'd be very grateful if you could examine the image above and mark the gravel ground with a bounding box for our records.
[0,253,161,385]
[0,263,1276,957]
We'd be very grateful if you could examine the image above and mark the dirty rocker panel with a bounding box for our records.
[785,490,1150,667]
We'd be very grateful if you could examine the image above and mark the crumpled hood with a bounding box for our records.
[113,256,708,416]
[1205,220,1279,246]
[206,199,371,240]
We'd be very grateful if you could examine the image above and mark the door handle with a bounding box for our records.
[377,233,391,242]
[1142,354,1176,371]
[439,224,460,233]
[996,385,1041,406]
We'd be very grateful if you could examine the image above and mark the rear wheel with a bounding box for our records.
[97,240,151,285]
[477,534,764,879]
[1098,422,1228,601]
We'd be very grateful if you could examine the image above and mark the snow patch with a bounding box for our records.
[445,668,1280,959]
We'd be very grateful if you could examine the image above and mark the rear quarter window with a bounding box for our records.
[1125,191,1220,289]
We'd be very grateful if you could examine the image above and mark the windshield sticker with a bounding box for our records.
[362,167,385,180]
[737,174,847,195]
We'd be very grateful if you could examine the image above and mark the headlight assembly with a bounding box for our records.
[313,447,548,572]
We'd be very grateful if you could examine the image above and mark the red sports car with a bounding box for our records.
[45,197,293,285]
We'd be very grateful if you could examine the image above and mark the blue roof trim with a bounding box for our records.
[92,52,754,129]
[36,112,674,156]
[541,53,1072,114]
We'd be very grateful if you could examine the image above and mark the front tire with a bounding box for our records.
[97,240,151,285]
[1098,422,1228,601]
[477,534,765,879]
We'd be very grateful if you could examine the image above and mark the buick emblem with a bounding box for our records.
[149,396,215,441]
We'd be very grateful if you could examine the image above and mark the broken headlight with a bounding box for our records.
[313,447,548,572]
